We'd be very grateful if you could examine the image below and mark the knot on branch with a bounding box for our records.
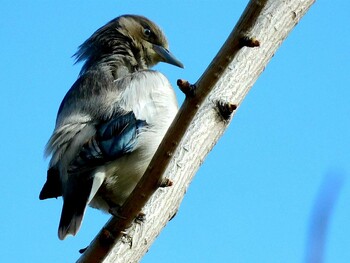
[239,36,260,48]
[217,101,237,121]
[177,79,196,97]
[158,178,173,188]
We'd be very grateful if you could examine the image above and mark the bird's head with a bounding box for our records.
[75,15,183,74]
[118,15,184,68]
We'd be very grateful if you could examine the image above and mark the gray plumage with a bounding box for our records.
[39,15,183,240]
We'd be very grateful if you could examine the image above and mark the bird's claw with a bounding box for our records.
[109,205,127,219]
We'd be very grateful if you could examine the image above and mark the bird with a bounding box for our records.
[39,14,183,240]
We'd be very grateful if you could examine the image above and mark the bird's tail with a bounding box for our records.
[58,173,94,240]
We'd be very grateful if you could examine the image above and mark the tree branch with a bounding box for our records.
[77,0,315,262]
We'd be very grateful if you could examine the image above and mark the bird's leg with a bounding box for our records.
[106,198,127,220]
[109,205,127,219]
[107,197,145,223]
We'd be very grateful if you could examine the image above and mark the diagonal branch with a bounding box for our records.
[77,0,315,262]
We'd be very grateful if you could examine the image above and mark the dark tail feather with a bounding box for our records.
[58,174,93,240]
[58,202,85,240]
[39,167,62,200]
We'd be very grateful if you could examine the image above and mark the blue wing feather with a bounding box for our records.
[69,111,146,172]
[97,111,146,158]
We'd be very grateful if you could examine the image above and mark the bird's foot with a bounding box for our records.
[109,205,127,220]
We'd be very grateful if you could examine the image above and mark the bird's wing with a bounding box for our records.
[41,69,120,200]
[57,111,147,239]
[69,111,147,173]
[41,69,148,239]
[40,120,94,198]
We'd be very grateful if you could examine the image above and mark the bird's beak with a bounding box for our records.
[153,45,184,68]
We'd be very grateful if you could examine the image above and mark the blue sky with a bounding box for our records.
[1,1,349,262]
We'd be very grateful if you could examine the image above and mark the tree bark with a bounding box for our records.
[77,0,315,262]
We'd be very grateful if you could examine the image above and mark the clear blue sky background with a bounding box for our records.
[1,1,349,262]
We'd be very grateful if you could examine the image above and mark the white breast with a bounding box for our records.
[89,70,178,211]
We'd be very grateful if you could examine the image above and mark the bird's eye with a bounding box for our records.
[143,28,152,37]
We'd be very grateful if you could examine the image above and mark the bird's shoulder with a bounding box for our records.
[57,68,116,118]
[56,69,170,122]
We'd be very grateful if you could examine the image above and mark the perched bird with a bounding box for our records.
[39,14,183,240]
